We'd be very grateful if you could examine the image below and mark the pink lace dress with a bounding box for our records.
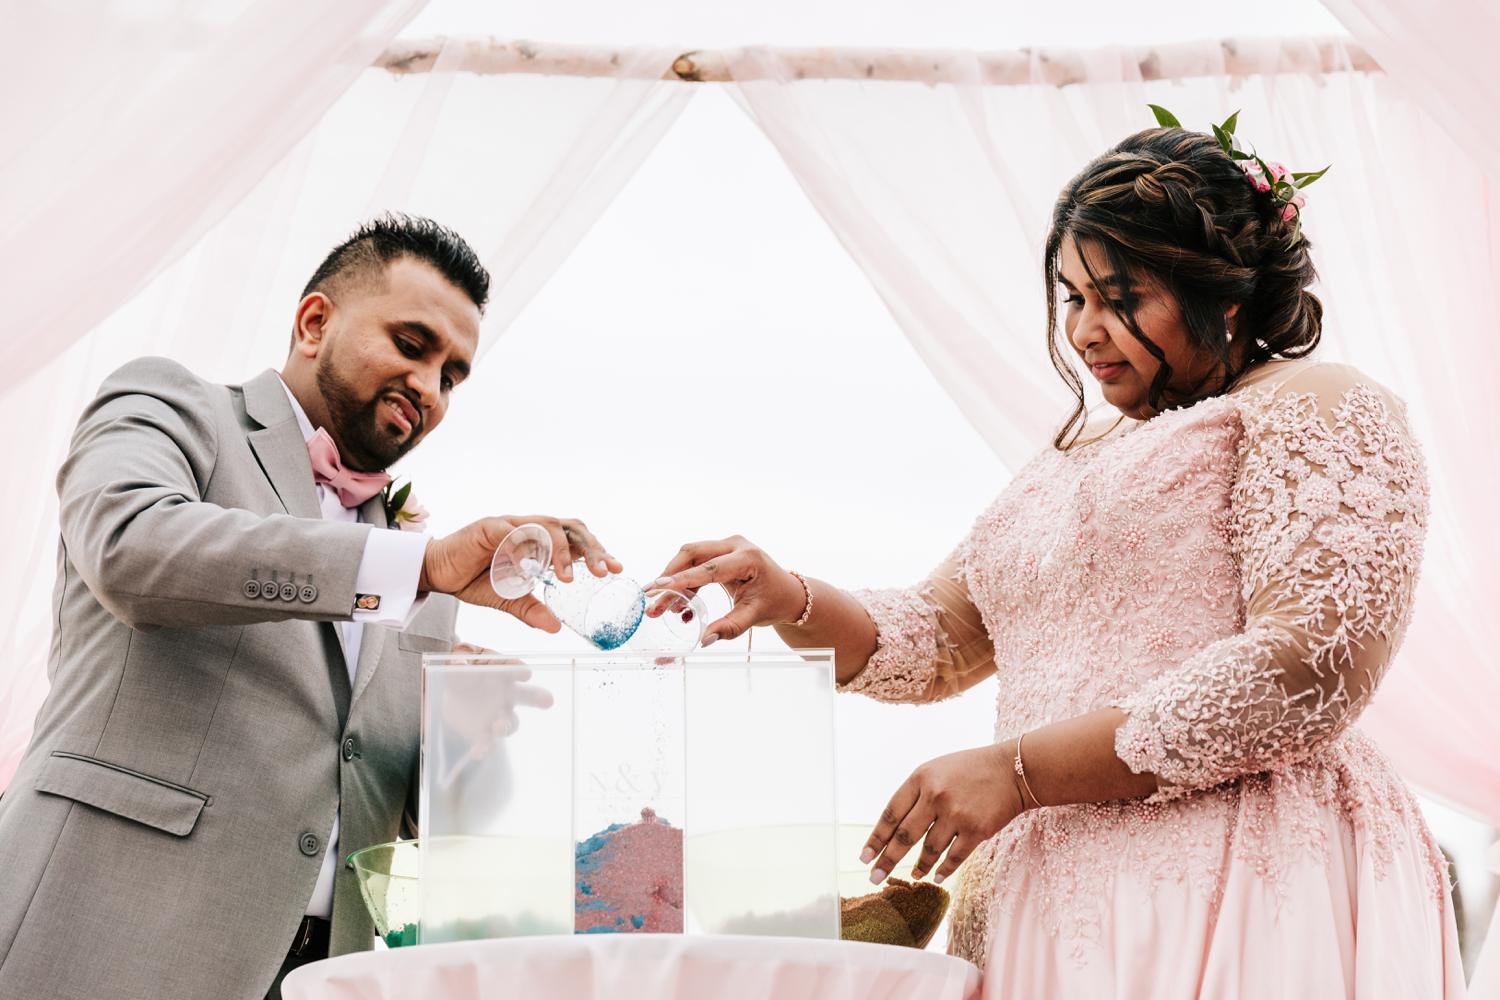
[844,360,1464,998]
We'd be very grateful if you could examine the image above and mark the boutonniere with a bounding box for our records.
[381,479,429,532]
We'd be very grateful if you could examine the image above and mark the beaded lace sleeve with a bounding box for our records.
[840,545,996,704]
[1114,364,1429,796]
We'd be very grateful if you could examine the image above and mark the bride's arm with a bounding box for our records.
[770,576,880,685]
[859,708,1154,885]
[654,538,996,696]
[821,549,995,699]
[1021,368,1426,805]
[1110,366,1425,797]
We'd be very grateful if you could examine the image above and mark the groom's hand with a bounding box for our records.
[419,515,621,631]
[449,642,556,740]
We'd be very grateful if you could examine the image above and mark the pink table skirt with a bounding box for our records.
[282,934,981,1000]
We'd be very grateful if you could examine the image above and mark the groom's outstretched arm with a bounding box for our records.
[61,357,620,633]
[58,358,376,630]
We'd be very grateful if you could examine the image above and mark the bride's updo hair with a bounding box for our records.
[1044,126,1322,449]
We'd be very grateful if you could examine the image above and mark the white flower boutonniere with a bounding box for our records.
[381,480,429,532]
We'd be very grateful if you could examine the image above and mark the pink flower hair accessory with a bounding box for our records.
[1148,105,1330,246]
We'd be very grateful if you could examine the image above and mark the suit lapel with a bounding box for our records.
[241,369,360,723]
[359,491,390,532]
[321,624,353,729]
[242,370,321,520]
[349,493,391,713]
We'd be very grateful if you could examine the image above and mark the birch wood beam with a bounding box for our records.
[377,37,1379,86]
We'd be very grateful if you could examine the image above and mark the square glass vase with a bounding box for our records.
[417,649,838,943]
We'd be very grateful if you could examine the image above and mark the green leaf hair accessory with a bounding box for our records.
[1148,105,1328,246]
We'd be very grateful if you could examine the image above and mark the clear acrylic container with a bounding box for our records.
[419,650,838,943]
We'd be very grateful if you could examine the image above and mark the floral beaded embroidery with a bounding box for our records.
[842,586,940,702]
[1114,382,1429,792]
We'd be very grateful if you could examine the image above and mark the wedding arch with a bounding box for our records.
[3,0,1496,985]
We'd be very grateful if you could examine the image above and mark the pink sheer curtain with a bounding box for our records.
[1315,1,1500,990]
[0,0,428,391]
[1319,0,1500,182]
[0,40,691,790]
[726,39,1500,820]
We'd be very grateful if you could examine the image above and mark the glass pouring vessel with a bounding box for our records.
[489,524,706,653]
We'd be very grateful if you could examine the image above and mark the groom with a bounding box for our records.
[0,215,617,1000]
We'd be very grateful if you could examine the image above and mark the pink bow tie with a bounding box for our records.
[306,427,390,508]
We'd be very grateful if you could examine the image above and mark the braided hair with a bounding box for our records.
[1045,127,1322,450]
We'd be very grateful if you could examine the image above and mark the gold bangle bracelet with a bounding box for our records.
[1013,732,1041,810]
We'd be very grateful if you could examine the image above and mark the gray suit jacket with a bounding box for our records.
[0,358,456,1000]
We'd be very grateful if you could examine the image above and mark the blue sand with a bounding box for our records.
[575,823,626,876]
[587,593,646,651]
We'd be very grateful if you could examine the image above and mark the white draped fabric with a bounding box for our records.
[727,49,1073,470]
[0,0,429,389]
[0,40,690,788]
[726,39,1500,831]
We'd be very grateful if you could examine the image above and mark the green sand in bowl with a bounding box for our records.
[381,912,564,947]
[384,922,420,948]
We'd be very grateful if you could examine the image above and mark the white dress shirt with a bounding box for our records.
[280,379,428,919]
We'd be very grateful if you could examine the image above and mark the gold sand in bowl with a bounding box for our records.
[840,878,950,949]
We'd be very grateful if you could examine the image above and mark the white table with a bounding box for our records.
[283,934,981,1000]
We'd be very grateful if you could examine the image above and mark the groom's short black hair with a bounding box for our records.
[302,213,490,313]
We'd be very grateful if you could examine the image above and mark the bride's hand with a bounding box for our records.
[860,742,1027,886]
[651,536,808,646]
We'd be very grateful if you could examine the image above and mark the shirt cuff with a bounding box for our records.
[352,528,430,629]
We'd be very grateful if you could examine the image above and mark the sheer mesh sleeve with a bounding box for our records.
[841,543,997,704]
[1114,364,1428,796]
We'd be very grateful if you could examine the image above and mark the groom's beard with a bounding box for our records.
[316,355,421,472]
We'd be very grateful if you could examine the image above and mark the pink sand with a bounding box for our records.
[574,807,684,934]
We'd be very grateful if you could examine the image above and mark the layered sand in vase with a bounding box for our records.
[575,808,684,933]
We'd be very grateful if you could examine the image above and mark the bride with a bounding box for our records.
[653,118,1464,997]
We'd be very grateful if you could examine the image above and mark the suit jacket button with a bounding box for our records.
[299,584,318,604]
[262,581,281,601]
[280,582,298,601]
[243,580,262,599]
[342,737,357,762]
[299,832,321,857]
